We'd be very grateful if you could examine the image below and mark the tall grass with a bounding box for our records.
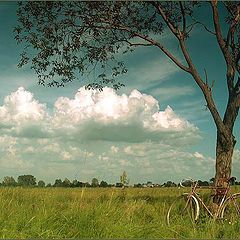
[0,187,239,238]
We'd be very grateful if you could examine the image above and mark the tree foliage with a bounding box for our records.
[91,178,99,187]
[18,175,36,187]
[37,180,46,187]
[99,180,109,188]
[62,178,71,187]
[120,170,129,187]
[53,179,63,187]
[14,1,202,89]
[2,176,17,187]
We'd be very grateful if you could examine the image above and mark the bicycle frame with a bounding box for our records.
[167,177,239,226]
[185,180,230,219]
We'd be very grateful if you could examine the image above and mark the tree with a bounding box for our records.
[17,175,36,187]
[163,181,177,187]
[2,176,17,187]
[120,170,129,188]
[84,182,91,188]
[15,2,240,205]
[72,179,79,187]
[99,180,109,188]
[53,179,63,187]
[62,178,71,187]
[91,178,99,187]
[37,180,45,187]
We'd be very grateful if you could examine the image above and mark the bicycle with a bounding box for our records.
[166,177,240,226]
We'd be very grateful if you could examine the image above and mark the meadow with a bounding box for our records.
[0,186,239,238]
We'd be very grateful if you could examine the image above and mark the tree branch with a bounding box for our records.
[191,19,216,36]
[179,1,186,33]
[111,4,229,138]
[122,39,152,47]
[226,4,240,49]
[211,1,235,94]
[150,1,179,37]
[211,1,228,56]
[178,38,227,137]
[79,20,191,73]
[149,1,228,137]
[186,21,198,35]
[204,68,209,86]
[132,32,190,73]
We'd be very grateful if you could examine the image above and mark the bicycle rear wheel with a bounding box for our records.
[167,193,199,226]
[220,193,240,224]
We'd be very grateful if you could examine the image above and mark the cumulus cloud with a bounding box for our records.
[0,86,199,144]
[0,87,47,125]
[0,87,50,138]
[52,86,200,143]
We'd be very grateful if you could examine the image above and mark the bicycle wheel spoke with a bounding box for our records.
[233,199,240,215]
[221,193,240,224]
[167,194,199,227]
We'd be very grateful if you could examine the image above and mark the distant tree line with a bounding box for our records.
[1,175,240,188]
[0,175,115,188]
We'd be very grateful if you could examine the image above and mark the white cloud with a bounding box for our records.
[52,86,199,143]
[124,146,133,155]
[0,86,199,144]
[129,58,179,84]
[0,87,47,125]
[24,146,35,153]
[111,145,119,154]
[93,143,216,182]
[0,87,51,139]
[194,152,204,159]
[62,151,72,161]
[149,86,195,100]
[0,131,219,183]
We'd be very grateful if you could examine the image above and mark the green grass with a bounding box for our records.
[0,186,239,238]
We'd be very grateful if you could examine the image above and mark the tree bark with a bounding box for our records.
[213,130,235,204]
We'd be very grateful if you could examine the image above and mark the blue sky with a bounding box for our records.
[0,2,239,184]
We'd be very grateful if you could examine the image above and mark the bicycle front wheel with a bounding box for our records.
[167,193,199,226]
[220,193,240,224]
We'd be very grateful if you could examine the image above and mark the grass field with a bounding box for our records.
[0,186,239,238]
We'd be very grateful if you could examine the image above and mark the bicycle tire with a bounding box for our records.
[220,193,240,224]
[166,193,200,226]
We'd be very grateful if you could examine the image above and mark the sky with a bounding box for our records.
[0,2,239,184]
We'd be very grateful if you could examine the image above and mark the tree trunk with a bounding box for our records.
[213,130,235,204]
